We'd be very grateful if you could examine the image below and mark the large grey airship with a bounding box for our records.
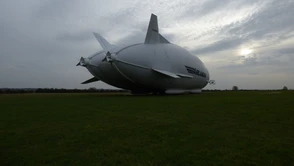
[77,14,214,94]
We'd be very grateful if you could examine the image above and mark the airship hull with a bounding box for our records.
[77,14,211,94]
[86,43,209,93]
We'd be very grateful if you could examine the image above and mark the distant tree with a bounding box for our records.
[88,87,97,92]
[232,86,239,91]
[282,86,288,91]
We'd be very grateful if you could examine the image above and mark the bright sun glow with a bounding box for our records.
[240,48,253,56]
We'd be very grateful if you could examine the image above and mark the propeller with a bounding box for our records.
[102,51,117,63]
[76,57,89,67]
[208,80,216,85]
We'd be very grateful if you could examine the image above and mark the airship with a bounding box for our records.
[77,14,214,94]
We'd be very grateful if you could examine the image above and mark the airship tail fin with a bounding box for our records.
[145,14,170,44]
[145,14,159,44]
[93,32,114,51]
[81,77,100,84]
[159,34,170,44]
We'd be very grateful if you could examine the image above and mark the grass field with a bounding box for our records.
[1,91,294,165]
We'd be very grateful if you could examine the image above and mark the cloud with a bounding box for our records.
[56,31,93,42]
[192,37,244,55]
[189,0,294,56]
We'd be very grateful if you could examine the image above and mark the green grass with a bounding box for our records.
[1,91,294,165]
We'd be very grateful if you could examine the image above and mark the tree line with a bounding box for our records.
[0,87,290,94]
[0,88,128,94]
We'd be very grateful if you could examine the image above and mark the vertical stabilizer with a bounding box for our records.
[144,14,160,44]
[159,34,170,44]
[93,32,114,51]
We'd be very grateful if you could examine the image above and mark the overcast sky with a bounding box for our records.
[1,0,293,90]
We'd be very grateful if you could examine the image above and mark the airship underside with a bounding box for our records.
[77,14,211,94]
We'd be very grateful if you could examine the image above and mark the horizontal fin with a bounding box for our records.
[152,69,180,78]
[81,77,100,84]
[176,73,193,78]
[93,32,114,51]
